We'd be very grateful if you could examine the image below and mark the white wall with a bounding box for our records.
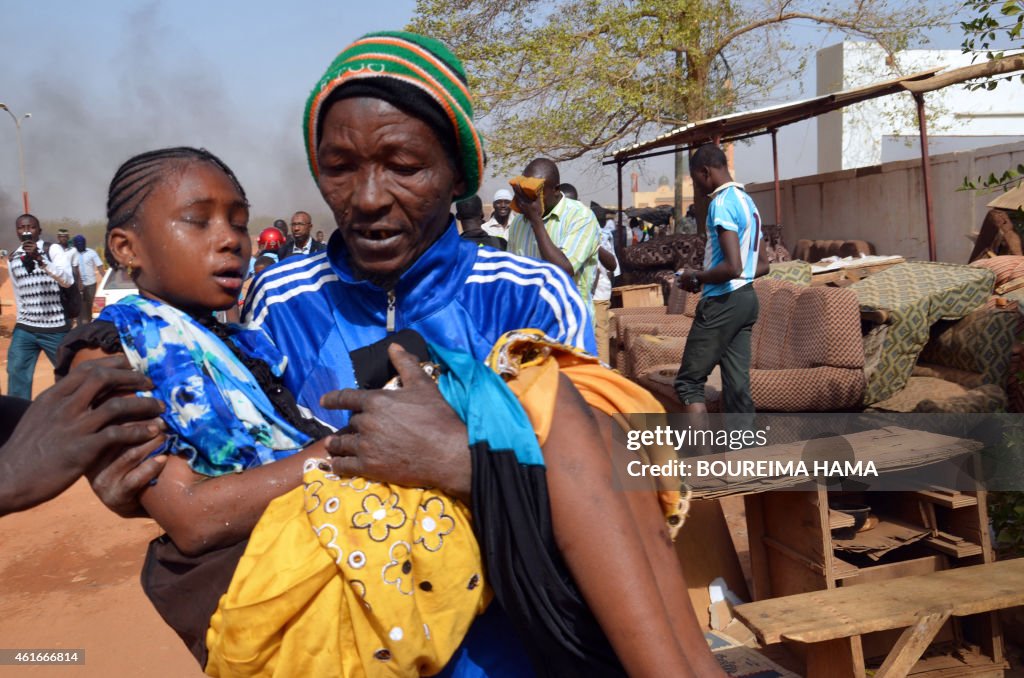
[817,41,1024,173]
[747,140,1024,263]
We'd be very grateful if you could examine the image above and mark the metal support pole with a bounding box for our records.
[0,104,31,213]
[771,128,782,227]
[914,93,937,262]
[616,161,624,254]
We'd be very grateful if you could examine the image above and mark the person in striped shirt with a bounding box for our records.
[506,158,600,316]
[674,143,766,414]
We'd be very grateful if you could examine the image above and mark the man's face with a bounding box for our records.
[15,216,40,243]
[57,233,69,247]
[291,213,312,242]
[316,97,464,282]
[492,199,511,221]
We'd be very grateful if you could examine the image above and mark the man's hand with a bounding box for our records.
[675,268,701,293]
[88,434,166,518]
[20,239,41,262]
[511,183,544,226]
[321,344,471,503]
[0,355,166,517]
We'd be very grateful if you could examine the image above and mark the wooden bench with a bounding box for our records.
[733,558,1024,678]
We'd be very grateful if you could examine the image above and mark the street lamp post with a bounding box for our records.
[0,103,32,213]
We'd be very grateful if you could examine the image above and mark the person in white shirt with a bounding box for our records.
[481,188,513,239]
[592,214,619,364]
[71,235,105,324]
[7,214,74,398]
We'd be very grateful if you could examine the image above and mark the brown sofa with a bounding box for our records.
[619,226,794,290]
[618,234,707,292]
[631,279,867,412]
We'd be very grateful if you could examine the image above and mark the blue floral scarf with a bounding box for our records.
[99,295,311,476]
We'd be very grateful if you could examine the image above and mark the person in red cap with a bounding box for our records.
[248,226,285,279]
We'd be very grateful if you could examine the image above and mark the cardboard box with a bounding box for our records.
[612,283,662,308]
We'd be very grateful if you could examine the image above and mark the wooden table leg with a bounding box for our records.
[874,610,952,678]
[805,636,865,678]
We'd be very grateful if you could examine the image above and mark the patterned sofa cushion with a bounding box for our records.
[638,363,866,412]
[918,304,1018,387]
[868,377,1007,413]
[970,255,1024,292]
[628,279,866,412]
[751,281,801,370]
[765,261,812,285]
[851,262,996,405]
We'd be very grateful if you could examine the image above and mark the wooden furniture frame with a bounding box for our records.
[734,559,1023,678]
[687,427,1009,677]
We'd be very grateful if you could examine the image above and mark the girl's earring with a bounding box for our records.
[126,258,135,276]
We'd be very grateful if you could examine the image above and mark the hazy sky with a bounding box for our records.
[0,1,416,232]
[0,1,968,237]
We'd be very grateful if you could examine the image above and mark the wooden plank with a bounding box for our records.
[914,490,977,509]
[760,490,831,598]
[674,498,750,630]
[875,610,952,678]
[841,555,944,587]
[688,427,982,499]
[905,646,1008,676]
[830,509,856,529]
[745,493,772,601]
[804,636,865,678]
[925,536,983,559]
[832,556,860,581]
[733,558,1024,645]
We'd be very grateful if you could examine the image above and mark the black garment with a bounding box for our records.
[471,444,625,677]
[460,229,508,251]
[0,396,32,445]
[277,237,326,260]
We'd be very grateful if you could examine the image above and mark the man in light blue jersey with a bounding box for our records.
[673,143,764,414]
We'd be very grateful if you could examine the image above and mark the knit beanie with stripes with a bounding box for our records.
[303,31,484,201]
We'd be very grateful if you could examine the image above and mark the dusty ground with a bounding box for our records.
[0,313,202,677]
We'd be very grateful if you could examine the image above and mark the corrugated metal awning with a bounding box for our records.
[606,67,942,163]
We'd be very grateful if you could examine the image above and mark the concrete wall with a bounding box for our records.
[746,140,1024,263]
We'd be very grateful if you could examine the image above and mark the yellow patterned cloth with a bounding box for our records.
[205,458,487,678]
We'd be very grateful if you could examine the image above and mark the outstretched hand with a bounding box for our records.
[321,344,471,503]
[0,355,166,517]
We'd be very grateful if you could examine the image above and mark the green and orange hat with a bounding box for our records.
[303,31,484,201]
